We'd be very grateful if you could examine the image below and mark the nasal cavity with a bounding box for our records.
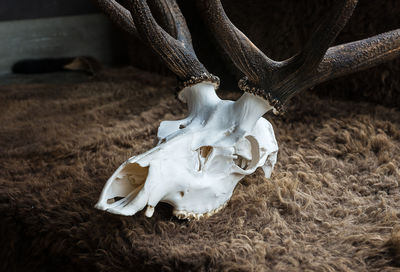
[106,163,149,204]
[200,146,213,158]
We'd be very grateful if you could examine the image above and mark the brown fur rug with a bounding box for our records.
[1,68,400,271]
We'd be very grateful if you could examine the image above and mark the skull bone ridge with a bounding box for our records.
[96,82,278,219]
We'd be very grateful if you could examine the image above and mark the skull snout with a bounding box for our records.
[95,161,151,215]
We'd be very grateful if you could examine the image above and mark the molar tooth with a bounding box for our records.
[180,212,188,220]
[173,201,230,220]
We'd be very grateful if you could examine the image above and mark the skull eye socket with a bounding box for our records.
[197,146,213,171]
[233,135,261,172]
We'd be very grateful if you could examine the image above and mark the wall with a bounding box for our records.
[0,0,120,75]
[0,0,97,21]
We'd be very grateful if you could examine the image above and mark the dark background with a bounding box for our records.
[121,0,400,107]
[0,0,97,21]
[1,0,399,106]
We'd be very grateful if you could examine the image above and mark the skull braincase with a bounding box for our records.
[96,83,278,218]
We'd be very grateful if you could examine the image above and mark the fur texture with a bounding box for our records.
[0,68,399,271]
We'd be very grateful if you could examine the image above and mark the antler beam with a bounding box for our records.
[311,29,400,87]
[199,0,400,112]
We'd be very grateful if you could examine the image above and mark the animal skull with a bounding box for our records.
[96,82,278,219]
[95,0,400,220]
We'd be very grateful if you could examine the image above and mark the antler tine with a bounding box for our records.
[291,0,358,72]
[148,0,193,51]
[129,0,211,81]
[309,29,400,88]
[266,0,359,106]
[198,0,280,87]
[265,1,399,104]
[94,0,191,44]
[95,0,137,36]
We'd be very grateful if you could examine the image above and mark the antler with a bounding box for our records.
[95,0,219,85]
[199,0,400,113]
[95,0,137,35]
[129,0,205,80]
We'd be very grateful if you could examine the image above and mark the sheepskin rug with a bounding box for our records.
[1,68,399,271]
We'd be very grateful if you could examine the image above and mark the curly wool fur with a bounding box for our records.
[0,67,399,271]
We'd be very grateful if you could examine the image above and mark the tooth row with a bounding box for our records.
[173,202,228,220]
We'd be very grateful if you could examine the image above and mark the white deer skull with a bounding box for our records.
[96,82,278,219]
[95,0,400,219]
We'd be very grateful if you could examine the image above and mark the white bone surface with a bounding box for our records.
[96,82,278,219]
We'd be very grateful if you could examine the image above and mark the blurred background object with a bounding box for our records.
[0,0,122,76]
